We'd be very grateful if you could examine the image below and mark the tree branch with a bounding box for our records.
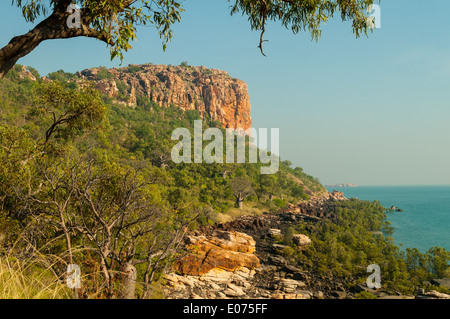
[0,5,111,79]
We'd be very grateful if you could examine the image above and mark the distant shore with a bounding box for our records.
[325,183,357,188]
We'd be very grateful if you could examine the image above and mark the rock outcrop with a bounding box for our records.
[415,289,450,299]
[76,64,252,130]
[163,193,442,300]
[165,229,260,299]
[431,278,450,290]
[173,230,260,277]
[18,65,36,81]
[281,191,347,221]
[163,211,341,299]
[163,197,342,299]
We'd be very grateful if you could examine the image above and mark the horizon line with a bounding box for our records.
[324,184,450,187]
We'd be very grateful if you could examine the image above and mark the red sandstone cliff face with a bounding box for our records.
[76,64,252,130]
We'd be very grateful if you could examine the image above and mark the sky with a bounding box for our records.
[1,0,450,186]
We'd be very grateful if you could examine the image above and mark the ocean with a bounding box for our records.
[325,186,450,253]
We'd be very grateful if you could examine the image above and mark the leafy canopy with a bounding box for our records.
[10,0,378,61]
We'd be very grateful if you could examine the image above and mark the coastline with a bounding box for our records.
[325,185,450,253]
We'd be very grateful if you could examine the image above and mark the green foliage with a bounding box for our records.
[405,247,450,282]
[291,185,309,200]
[355,291,377,299]
[30,81,107,143]
[284,199,450,295]
[230,0,379,45]
[5,0,379,82]
[180,61,189,67]
[127,65,141,74]
[4,66,444,298]
[47,69,76,82]
[26,66,41,81]
[273,198,287,208]
[96,66,114,80]
[0,67,326,222]
[282,226,295,246]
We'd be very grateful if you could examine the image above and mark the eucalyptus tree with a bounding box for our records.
[0,0,379,78]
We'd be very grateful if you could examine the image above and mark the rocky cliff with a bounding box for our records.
[76,64,252,130]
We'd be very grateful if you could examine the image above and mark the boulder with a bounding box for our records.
[313,291,324,299]
[272,278,306,293]
[173,230,259,276]
[431,278,450,290]
[268,255,287,266]
[271,291,312,299]
[331,291,347,299]
[328,191,347,201]
[292,234,312,247]
[225,283,246,297]
[283,265,302,274]
[268,229,282,238]
[18,65,37,81]
[416,290,450,299]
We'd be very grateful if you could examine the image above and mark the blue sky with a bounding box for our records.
[2,0,450,186]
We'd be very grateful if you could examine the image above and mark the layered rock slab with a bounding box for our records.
[173,230,260,277]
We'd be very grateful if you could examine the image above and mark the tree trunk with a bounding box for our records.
[119,262,137,299]
[237,196,244,210]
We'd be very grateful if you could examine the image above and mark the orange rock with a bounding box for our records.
[174,230,259,276]
[77,64,252,131]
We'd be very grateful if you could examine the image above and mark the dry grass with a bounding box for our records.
[0,231,85,299]
[0,255,72,299]
[212,201,265,224]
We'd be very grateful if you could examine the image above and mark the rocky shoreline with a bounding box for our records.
[162,192,449,300]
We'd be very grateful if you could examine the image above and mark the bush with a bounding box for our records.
[96,66,113,80]
[47,69,76,82]
[291,185,309,200]
[282,226,295,246]
[273,198,286,208]
[283,246,296,259]
[116,80,128,95]
[355,291,377,299]
[127,65,141,73]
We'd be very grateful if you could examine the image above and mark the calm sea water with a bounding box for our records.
[325,186,450,253]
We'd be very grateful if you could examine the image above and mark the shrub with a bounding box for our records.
[47,69,76,82]
[355,291,377,299]
[127,65,141,73]
[283,246,296,259]
[273,198,286,208]
[96,66,113,80]
[282,226,295,246]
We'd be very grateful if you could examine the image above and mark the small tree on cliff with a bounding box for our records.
[0,0,379,79]
[231,177,255,210]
